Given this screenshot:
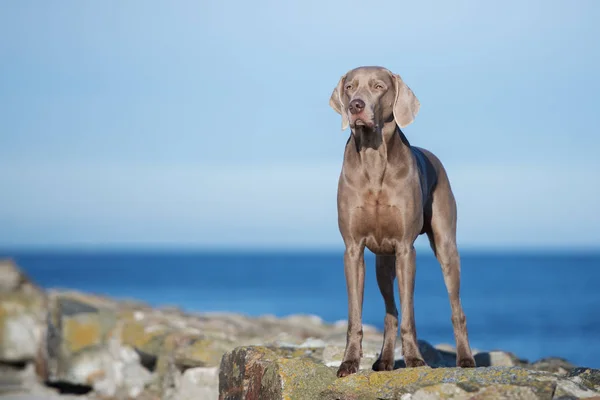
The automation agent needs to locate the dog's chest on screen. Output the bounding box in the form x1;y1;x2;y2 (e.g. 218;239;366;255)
349;189;412;253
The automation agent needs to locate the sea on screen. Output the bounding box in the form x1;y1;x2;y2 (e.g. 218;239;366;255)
3;250;600;368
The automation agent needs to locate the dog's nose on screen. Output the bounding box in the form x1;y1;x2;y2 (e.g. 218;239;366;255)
348;99;365;115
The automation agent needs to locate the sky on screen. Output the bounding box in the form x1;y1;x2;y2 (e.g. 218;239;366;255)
0;0;599;250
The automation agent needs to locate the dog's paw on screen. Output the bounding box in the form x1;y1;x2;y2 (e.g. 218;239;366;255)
457;356;476;368
337;360;360;378
372;358;394;372
405;357;427;368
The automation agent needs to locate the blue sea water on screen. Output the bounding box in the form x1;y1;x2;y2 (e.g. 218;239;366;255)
3;250;600;368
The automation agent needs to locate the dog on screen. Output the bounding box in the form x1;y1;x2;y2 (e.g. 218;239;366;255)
329;66;476;378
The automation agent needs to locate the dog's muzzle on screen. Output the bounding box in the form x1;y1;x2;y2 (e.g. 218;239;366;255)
348;98;376;129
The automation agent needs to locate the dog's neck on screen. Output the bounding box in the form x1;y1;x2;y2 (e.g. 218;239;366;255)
345;121;412;184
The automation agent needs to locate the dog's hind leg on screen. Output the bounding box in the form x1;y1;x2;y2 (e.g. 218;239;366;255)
427;176;476;368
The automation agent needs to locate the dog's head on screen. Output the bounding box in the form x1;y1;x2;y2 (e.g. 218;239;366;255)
329;66;420;133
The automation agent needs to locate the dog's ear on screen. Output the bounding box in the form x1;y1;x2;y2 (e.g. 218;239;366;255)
392;73;420;128
329;75;349;131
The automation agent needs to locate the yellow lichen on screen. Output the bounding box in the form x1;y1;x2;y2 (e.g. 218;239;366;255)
175;337;234;367
326;366;557;399
120;318;171;355
63;317;102;353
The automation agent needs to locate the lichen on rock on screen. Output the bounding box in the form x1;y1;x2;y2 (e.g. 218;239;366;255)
1;260;600;400
0;259;47;366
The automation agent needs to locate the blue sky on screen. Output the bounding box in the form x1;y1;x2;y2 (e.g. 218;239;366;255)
1;1;599;250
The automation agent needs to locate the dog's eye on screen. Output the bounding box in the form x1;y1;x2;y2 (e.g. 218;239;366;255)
344;84;353;91
374;83;385;90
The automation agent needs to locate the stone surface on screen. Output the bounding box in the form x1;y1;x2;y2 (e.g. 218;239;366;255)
0;260;28;292
1;260;600;400
0;362;42;394
0;260;47;366
322;366;557;400
473;350;523;367
568;368;600;390
407;383;545;400
219;345;336;400
218;345;600;400
531;357;577;375
409;383;470;400
167;367;219;400
46;292;118;388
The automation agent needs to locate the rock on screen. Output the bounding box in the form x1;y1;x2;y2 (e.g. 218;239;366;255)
434;343;456;353
282;313;324;327
94;344;152;399
529;357;576;375
0;396;88;400
474;350;523;367
121;346;154;398
218;346;336;400
45;292;118;388
219;345;600;400
0;259;29;292
323;366;557;400
464;384;540;400
3;260;600;400
0;363;81;400
0;362;42;394
167;367;219;400
219;346;275;399
173;336;236;369
321;345;346;367
0;259;47;381
320;339;452;370
321;342;381;370
409;383;470;400
408;383;542;400
43;291;153;398
119;311;173;358
416;340;452;367
553;375;600;399
118;313;235;398
297;337;327;348
260;356;336;400
568;368;600;391
120;310;233;370
0;292;47;363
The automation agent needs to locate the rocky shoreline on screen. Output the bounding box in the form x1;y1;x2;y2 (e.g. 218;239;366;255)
1;258;599;399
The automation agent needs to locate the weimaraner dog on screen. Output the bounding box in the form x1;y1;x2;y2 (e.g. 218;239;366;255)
329;66;476;378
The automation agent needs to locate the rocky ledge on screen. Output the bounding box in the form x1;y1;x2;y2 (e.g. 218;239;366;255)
1;259;599;400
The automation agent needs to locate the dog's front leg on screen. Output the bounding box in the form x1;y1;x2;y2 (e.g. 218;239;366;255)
337;243;366;378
